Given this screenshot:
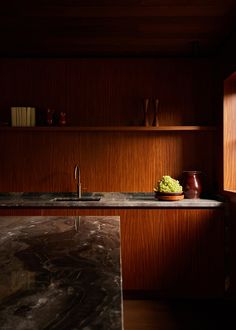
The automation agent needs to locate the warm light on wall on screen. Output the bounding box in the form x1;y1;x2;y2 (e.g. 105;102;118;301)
223;73;236;191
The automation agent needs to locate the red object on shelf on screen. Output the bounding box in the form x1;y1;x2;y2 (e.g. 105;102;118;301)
46;108;54;126
182;170;202;199
59;112;67;126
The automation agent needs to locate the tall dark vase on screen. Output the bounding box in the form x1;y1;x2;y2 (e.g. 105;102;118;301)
182;171;202;199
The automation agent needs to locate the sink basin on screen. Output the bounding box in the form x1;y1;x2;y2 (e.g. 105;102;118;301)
52;197;101;202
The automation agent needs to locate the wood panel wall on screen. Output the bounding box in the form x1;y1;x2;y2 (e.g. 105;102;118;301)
216;30;236;298
0;58;217;126
0;130;217;193
0;58;220;193
223;73;236;192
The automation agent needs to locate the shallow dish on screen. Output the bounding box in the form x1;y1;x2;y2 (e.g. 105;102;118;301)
155;192;184;201
155;192;183;196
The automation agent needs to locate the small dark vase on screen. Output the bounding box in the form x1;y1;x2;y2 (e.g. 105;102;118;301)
182;171;202;199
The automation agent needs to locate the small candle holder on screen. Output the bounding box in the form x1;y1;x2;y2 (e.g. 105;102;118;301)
143;98;159;127
143;98;150;126
152;98;159;127
59;112;67;126
46;108;54;126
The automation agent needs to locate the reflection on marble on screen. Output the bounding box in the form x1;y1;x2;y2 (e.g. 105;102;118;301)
0;216;122;330
0;192;225;209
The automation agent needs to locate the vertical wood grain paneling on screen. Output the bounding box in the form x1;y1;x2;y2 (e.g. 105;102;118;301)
0;58;219;193
0;207;224;297
224;74;236;191
0;130;217;193
120;208;224;296
0;59;67;124
0;58;216;126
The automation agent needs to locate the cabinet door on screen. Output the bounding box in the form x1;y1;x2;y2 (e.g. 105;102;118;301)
121;209;225;297
1;207;225;297
226;193;236;296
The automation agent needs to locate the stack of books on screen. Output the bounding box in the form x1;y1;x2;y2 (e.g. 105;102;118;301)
11;107;36;127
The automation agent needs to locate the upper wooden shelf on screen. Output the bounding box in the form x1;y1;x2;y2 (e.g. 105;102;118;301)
0;126;217;132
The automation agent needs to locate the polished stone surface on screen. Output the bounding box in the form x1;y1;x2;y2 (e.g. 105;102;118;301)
0;216;122;330
0;192;225;208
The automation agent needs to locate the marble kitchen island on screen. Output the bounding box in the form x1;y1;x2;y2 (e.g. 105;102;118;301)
0;216;123;330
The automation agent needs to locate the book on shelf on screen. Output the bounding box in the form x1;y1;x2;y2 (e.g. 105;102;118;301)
30;107;36;126
21;107;27;126
11;106;36;127
11;107;17;126
26;107;31;126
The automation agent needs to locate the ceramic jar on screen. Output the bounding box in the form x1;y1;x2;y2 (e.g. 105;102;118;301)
182;171;202;199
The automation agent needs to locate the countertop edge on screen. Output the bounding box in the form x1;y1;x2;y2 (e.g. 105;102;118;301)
0;192;226;209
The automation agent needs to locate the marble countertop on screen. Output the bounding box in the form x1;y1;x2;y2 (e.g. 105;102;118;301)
0;192;225;209
0;215;123;330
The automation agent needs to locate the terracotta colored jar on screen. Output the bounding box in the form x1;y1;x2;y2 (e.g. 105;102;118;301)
182;171;202;199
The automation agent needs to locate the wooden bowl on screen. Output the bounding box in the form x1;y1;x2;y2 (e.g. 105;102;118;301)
155;192;184;201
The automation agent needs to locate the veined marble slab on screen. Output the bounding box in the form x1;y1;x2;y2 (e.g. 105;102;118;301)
0;216;123;330
0;192;225;208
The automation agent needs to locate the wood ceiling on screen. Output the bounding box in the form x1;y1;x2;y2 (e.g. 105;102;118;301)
0;0;236;57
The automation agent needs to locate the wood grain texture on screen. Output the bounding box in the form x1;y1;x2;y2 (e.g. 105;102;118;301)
224;74;236;191
0;130;217;193
0;58;217;126
0;58;219;194
215;29;236;195
120;208;225;297
0;207;225;297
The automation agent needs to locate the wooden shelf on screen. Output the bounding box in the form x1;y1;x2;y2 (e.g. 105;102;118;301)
0;126;217;132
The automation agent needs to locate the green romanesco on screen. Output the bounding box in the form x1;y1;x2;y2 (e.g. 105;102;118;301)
154;175;183;193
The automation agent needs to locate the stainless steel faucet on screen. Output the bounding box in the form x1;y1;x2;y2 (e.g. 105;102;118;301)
74;164;81;198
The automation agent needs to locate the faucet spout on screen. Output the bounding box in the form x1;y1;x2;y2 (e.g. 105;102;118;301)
74;164;81;198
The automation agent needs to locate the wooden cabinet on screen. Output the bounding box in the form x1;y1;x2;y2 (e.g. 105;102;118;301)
2;207;225;298
120;208;225;298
